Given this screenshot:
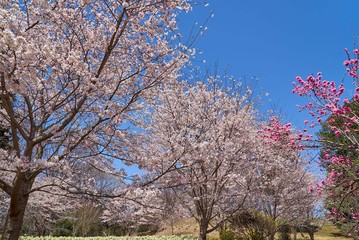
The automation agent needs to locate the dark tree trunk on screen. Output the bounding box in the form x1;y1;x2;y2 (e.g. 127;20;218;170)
308;231;315;240
293;228;297;240
1;175;32;240
199;220;209;240
268;231;276;240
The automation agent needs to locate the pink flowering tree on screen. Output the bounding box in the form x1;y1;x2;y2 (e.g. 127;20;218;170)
132;80;263;240
293;48;359;235
0;1;192;239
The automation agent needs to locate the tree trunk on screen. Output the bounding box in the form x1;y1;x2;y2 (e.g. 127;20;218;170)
293;227;297;240
170;221;174;235
268;231;276;240
1;176;32;240
308;231;315;240
199;220;209;240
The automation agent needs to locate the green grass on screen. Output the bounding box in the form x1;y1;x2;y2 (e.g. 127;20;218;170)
294;222;351;240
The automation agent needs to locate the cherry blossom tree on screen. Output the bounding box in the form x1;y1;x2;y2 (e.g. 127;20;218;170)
132;80;263;240
255;118;318;240
100;187;170;236
156;188;185;235
0;1;192;239
0;186;78;236
24;190;80;236
292;48;359;236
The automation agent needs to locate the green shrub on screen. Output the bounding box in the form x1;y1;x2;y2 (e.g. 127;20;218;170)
279;224;291;240
228;211;272;240
52;219;73;237
220;230;238;240
136;224;159;236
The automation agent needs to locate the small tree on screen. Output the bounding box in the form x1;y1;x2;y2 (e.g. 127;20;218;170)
157;188;184;235
72;203;103;237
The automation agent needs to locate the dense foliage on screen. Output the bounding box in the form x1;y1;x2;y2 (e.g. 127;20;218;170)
318;101;359;237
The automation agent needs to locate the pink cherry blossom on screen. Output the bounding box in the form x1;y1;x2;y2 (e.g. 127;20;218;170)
0;1;192;239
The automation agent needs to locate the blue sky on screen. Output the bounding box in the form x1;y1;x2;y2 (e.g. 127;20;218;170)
178;0;359;126
125;1;359;176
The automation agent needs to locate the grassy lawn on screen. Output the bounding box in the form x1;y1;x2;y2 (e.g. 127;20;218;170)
157;219;353;240
285;222;351;240
156;219;218;239
12;219;351;240
312;223;351;240
20;237;198;240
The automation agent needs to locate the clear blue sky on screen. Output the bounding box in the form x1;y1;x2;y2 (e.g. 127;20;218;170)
178;0;359;126
125;1;359;176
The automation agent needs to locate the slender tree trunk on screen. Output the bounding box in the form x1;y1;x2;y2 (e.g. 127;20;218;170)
1;176;32;240
170;220;174;235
